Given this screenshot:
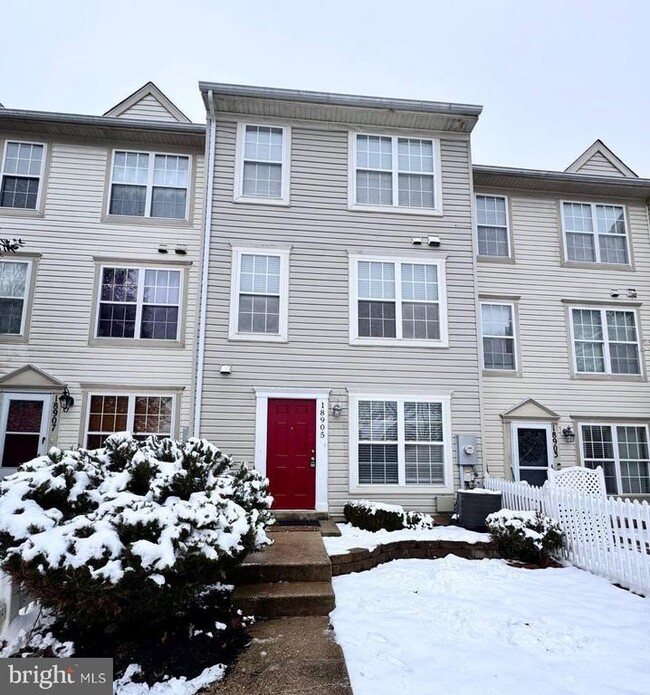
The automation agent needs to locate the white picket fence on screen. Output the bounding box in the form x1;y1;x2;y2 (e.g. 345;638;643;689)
484;475;650;596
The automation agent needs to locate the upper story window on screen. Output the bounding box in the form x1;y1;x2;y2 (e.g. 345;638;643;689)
476;195;510;257
85;393;174;448
0;259;32;336
229;247;290;341
562;202;629;265
480;302;517;371
96;266;182;341
571;307;641;376
350;134;441;214
0;141;46;210
234;124;290;205
108;151;190;219
581;424;649;494
349;256;448;347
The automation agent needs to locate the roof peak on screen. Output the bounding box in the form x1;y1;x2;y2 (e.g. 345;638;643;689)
104;81;191;123
565;139;637;178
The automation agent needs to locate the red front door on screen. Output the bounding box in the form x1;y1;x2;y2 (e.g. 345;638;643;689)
267;398;316;510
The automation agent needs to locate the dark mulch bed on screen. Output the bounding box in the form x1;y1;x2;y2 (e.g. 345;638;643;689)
507;557;563;570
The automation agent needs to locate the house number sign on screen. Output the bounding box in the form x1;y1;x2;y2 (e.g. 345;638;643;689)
319;402;327;439
552;425;559;459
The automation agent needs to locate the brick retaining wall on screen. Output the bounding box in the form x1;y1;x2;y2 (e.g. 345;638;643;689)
330;540;499;576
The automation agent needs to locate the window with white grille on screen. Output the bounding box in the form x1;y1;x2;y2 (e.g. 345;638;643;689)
351;134;441;212
353;395;450;487
0;260;31;336
235;124;290;204
562;202;629;265
481;303;516;370
476;195;510;257
570;307;641;375
0;141;46;209
581;424;649;494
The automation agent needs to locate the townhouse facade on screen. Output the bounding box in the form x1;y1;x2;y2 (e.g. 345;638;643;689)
0;83;205;478
0;80;648;515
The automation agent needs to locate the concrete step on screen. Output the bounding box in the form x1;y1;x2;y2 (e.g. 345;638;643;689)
273;510;329;521
319;519;341;537
232;530;332;584
233;581;335;618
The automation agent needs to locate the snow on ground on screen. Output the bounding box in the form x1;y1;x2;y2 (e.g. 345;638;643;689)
113;663;225;695
330;556;650;695
322;523;490;556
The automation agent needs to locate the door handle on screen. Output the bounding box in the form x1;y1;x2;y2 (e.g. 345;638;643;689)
310;450;316;468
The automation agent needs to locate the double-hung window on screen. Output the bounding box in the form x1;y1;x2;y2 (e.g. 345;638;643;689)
96;266;182;341
109;151;190;219
476;195;510;257
571;307;641;376
0;260;32;336
351;134;441;213
229;248;289;341
562;202;629;264
235;124;290;204
1;141;46;210
85;394;174;448
352;395;451;488
351;256;447;346
581;424;650;494
480;303;516;370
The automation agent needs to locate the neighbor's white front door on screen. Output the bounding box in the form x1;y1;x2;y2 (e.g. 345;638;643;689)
0;392;52;468
511;422;553;486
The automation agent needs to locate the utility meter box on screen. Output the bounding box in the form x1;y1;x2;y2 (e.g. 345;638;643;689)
455;434;478;467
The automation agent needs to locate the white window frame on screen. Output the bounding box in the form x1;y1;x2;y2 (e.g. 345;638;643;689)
0;258;33;337
560;200;631;265
234;122;291;206
348;131;443;215
348;391;453;493
94;264;184;341
0;140;47;211
228;246;290;342
569;305;642;376
107;150;192;220
578;422;650;495
480;301;517;371
476;194;511;258
84;392;177;447
349;254;448;347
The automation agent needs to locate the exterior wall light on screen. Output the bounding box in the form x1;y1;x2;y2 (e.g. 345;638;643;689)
331;402;343;418
59;387;75;413
561;426;576;443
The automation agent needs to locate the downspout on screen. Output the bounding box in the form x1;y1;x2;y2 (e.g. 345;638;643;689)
193;90;216;438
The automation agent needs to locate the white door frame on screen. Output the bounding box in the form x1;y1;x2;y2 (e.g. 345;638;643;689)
0;391;53;469
254;388;330;512
510;421;553;482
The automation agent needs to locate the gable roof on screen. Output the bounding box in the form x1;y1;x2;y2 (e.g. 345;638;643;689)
500;398;559;421
565;139;637;178
104;82;191;123
0;364;65;390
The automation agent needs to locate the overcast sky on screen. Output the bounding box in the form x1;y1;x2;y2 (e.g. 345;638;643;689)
2;0;648;173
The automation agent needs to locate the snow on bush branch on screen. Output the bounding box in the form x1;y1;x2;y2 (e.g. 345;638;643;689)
0;433;273;630
344;499;436;532
486;509;564;564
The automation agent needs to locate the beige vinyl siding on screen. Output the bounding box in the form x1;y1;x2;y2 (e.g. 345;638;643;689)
477;190;650;485
0;137;204;451
201;119;482;514
116;95;179;122
574;152;627;177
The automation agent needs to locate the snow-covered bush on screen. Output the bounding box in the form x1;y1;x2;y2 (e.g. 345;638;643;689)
486;509;564;564
344;500;435;532
0;433;273;634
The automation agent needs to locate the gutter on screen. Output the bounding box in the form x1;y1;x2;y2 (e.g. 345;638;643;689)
193;90;216;438
473;164;650;189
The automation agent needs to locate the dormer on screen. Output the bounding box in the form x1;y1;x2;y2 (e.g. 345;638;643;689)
104;82;191;123
565;139;637;178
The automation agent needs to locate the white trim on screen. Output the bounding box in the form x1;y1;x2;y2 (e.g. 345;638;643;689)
348;392;454;494
107;149;192;221
348;253;448;347
228;246;290;342
95;263;184;341
0;140;47;210
510;421;553;482
348;131;443;216
560;200;631;266
234;122;291;206
479;301;517;371
0;391;52;469
0;258;33;337
476;194;511;259
577;421;650;495
568;305;643;376
84;391;177;446
254;389;329;511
